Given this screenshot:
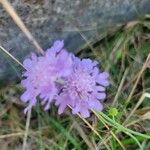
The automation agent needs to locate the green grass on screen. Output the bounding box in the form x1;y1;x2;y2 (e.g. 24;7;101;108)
0;17;150;150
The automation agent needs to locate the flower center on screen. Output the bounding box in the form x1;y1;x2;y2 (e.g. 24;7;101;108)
65;69;95;100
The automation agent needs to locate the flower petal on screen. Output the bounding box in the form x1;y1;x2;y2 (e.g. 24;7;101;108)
95;93;106;100
88;100;103;111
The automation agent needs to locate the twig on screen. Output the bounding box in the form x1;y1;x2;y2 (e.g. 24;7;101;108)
22;109;32;150
0;132;24;139
112;68;129;106
123;92;150;125
0;126;50;139
73;121;95;150
0;46;24;68
125;54;150;105
106;35;125;71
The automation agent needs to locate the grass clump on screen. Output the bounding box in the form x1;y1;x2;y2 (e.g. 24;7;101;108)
0;15;150;150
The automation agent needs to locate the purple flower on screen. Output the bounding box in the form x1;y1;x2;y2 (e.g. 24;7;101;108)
56;56;109;118
21;40;109;118
21;40;72;113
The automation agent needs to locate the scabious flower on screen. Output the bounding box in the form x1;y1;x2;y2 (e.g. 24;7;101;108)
55;56;109;118
21;40;109;118
21;40;72;113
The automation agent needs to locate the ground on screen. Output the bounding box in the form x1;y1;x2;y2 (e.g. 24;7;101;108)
0;1;150;150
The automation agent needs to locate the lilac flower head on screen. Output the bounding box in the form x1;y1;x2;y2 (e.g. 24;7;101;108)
21;40;109;118
21;40;72;113
56;56;109;118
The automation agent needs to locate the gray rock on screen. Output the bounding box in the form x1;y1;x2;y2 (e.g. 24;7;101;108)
0;0;150;86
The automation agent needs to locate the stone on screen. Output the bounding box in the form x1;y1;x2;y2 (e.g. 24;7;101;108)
0;0;150;86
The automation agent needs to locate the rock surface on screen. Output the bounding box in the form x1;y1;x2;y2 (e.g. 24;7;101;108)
0;0;150;86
